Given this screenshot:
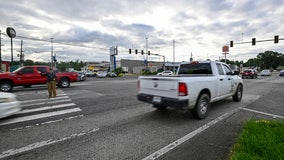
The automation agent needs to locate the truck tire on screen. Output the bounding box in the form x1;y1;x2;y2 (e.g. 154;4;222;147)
153;104;167;110
233;84;243;102
0;81;13;92
58;78;70;88
191;94;210;119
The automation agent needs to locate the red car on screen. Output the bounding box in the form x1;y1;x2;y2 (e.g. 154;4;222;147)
240;69;258;79
0;66;78;92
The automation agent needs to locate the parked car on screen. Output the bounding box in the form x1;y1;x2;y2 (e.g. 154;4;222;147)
85;71;95;77
96;71;108;78
0;92;22;119
260;70;271;76
77;71;86;81
107;72;117;77
279;70;284;76
240;69;258;79
157;70;174;76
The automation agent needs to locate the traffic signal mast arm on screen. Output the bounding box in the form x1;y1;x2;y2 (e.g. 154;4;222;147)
230;35;282;47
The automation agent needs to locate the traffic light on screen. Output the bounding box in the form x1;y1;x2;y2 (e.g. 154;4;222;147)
53;56;57;62
141;50;144;55
252;38;256;45
274;35;279;43
135;49;138;54
129;49;131;54
148;51;150;55
230;41;233;47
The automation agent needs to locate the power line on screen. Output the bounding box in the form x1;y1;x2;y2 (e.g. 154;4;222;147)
1;33;108;51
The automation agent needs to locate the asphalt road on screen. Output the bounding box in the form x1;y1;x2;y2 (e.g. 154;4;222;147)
0;74;283;160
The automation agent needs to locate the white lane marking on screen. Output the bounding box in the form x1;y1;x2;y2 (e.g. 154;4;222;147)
21;99;72;107
240;107;284;119
17;103;76;114
142;109;239;160
9;115;84;132
20;96;69;104
0;127;99;159
0;108;82;126
15;90;65;96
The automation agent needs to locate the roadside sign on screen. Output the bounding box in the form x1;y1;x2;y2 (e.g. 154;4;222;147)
222;45;229;53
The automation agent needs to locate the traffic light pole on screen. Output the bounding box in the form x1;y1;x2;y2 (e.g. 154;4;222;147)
151;53;165;71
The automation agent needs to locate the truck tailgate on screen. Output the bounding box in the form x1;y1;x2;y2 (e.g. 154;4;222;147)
139;76;179;98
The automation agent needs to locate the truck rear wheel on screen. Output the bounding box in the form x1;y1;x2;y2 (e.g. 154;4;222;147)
58;78;70;88
0;81;13;92
191;94;210;119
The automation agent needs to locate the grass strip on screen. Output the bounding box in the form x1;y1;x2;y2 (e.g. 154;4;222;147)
230;119;284;160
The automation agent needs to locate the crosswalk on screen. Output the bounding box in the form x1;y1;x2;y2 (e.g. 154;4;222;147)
0;89;83;130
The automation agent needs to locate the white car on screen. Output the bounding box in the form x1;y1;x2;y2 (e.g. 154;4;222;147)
96;71;108;78
260;70;271;76
0;92;22;119
157;70;174;76
85;71;95;77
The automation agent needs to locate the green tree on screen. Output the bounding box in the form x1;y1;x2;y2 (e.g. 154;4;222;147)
23;59;35;66
257;51;283;70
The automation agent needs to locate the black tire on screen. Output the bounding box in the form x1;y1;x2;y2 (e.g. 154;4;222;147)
153;104;167;110
58;78;70;88
0;81;13;92
191;94;210;119
233;84;243;102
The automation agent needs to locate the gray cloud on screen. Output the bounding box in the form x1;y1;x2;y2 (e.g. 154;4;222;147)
0;0;283;63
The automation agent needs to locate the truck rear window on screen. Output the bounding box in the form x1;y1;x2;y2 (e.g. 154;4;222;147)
178;63;212;74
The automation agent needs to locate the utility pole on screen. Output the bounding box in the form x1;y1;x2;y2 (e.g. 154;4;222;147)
173;40;175;73
50;38;54;69
20;40;24;66
145;36;148;71
0;30;2;71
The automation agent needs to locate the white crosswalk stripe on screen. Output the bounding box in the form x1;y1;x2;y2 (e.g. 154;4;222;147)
0;89;82;128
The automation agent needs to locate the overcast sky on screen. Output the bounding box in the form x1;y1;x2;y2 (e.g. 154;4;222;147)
0;0;283;63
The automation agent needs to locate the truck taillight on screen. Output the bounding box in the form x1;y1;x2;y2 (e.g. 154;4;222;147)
178;82;188;96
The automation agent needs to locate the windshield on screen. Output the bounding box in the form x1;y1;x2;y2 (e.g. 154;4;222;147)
12;67;25;73
178;63;212;74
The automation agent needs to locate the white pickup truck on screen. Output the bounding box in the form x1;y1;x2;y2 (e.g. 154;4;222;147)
137;61;243;119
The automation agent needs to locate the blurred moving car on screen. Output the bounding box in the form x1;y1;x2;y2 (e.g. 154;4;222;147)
279;70;284;76
107;72;117;77
260;70;271;76
96;71;108;78
0;92;22;119
157;70;174;76
240;69;258;79
77;71;86;81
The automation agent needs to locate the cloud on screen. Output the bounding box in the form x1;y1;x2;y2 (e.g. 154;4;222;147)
0;0;283;63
